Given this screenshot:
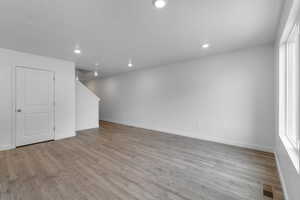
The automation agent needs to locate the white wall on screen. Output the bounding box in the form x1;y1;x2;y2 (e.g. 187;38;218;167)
86;44;275;152
274;0;300;200
0;48;76;150
76;80;100;131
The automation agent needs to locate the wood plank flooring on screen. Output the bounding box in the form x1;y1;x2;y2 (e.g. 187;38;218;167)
0;121;283;200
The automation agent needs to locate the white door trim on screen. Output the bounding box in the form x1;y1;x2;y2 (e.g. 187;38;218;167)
11;66;56;148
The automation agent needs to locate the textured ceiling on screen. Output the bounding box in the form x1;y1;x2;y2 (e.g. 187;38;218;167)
0;0;283;77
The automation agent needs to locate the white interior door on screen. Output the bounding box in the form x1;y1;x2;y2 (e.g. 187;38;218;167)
16;67;54;146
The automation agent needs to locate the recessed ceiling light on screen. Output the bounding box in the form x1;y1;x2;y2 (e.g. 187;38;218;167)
202;43;210;49
153;0;168;9
128;59;133;68
73;48;81;54
94;71;98;77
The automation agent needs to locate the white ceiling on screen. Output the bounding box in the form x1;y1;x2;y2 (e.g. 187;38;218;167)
0;0;283;77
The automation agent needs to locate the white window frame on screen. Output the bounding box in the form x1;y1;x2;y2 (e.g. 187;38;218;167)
279;23;300;173
286;24;299;148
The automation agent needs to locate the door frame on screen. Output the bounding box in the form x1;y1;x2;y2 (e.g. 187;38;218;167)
11;66;56;148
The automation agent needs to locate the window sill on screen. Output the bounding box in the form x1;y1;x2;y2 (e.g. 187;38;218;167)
280;133;300;173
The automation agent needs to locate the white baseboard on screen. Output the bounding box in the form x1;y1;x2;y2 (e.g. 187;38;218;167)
275;152;290;200
76;125;99;132
0;144;13;151
102;119;274;153
55;132;76;140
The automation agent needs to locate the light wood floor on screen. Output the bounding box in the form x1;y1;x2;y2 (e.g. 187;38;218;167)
0;121;283;200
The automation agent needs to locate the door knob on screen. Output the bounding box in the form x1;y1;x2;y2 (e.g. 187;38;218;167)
16;109;22;112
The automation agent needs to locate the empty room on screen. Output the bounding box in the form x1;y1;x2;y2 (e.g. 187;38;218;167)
0;0;299;199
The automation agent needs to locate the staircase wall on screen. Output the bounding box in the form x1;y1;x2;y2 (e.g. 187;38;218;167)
76;80;100;131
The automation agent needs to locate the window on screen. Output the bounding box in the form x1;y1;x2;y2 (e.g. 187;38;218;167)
286;25;299;148
279;24;300;173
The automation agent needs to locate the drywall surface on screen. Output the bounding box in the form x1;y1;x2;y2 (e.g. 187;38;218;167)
76;80;100;131
274;0;300;199
276;140;300;200
0;48;75;150
86;44;275;152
